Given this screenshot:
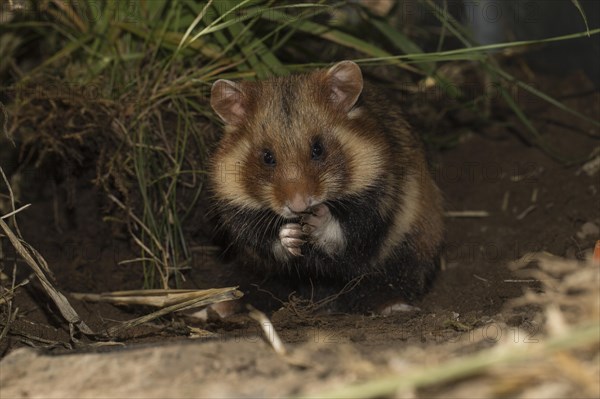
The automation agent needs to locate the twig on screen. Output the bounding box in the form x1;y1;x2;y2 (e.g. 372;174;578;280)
510;167;544;182
516;205;537;220
530;187;538;203
501;191;510;212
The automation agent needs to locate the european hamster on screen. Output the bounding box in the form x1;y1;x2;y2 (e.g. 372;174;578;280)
209;61;443;313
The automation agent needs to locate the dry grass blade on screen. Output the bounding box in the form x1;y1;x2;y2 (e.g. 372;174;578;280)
0;275;29;306
0;167;94;337
0;101;10;144
0;304;18;343
6;327;73;350
301;252;599;398
0;167;22;237
299;322;598;399
107;194;166;260
248;305;287;356
0;263;20;345
105;287;242;337
507;251;599;319
71;288;240;308
0;204;32;221
0;214;94;336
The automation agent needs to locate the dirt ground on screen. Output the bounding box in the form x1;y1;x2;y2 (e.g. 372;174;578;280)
0;67;598;397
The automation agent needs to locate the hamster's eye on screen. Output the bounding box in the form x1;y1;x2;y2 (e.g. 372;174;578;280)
311;140;324;161
262;149;276;166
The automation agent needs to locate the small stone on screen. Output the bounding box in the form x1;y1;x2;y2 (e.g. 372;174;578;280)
577;222;599;240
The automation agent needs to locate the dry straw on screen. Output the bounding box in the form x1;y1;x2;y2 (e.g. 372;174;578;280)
301;251;599;398
1;167;242;343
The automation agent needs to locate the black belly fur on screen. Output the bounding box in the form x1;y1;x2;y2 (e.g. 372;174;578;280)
213;187;438;311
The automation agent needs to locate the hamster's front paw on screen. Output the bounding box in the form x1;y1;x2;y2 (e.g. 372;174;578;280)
301;203;332;233
302;204;346;256
279;223;305;257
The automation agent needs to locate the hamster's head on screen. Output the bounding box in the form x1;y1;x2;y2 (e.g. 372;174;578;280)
209;60;387;218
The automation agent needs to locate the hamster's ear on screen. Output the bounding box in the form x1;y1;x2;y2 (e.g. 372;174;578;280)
325;60;363;112
210;79;246;125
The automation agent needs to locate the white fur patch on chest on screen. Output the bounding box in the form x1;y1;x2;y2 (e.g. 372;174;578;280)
312;217;346;257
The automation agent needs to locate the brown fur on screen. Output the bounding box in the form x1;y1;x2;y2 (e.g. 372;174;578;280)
210;69;392;213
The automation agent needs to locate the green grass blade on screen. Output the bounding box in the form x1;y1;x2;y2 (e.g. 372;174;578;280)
492;66;600;129
18;35;91;82
258;8;420;73
498;85;568;164
210;1;287;78
115;22;224;59
178;0;214;51
188;0;254;43
355;28;600;64
369;18;436;74
571;0;591;36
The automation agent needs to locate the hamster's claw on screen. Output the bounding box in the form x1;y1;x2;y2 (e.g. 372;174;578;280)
279;223;305;257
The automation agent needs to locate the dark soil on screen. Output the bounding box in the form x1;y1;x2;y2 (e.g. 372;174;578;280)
1;67;598;387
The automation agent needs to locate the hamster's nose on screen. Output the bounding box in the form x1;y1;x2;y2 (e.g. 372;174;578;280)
286;194;311;213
